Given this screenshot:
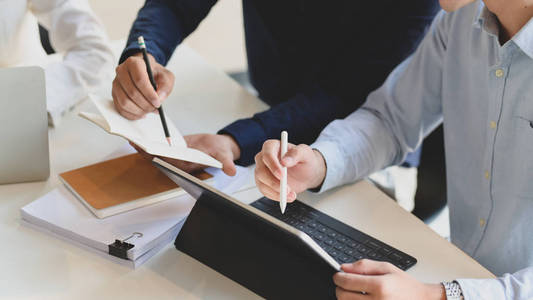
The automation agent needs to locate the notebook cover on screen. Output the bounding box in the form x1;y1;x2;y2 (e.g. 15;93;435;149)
59;153;211;210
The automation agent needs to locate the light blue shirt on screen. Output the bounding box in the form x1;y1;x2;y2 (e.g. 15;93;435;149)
311;2;533;299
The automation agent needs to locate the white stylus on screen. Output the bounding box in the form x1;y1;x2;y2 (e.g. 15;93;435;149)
280;131;288;214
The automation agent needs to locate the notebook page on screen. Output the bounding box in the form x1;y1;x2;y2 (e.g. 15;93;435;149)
92;97;187;147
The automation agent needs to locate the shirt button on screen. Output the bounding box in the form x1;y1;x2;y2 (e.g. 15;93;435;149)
479;218;486;227
490;121;497;129
484;171;490;179
495;69;504;78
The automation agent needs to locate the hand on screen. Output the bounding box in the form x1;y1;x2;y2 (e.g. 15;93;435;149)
333;259;446;300
130;134;240;176
254;140;326;202
112;52;175;120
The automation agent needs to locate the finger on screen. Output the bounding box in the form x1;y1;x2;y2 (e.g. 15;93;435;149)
214;151;237;176
113;81;143;120
255;161;281;191
154;68;174;103
256;180;282;201
281;144;310;168
114;75;146;118
261;140;283;180
342;259;397;275
335;287;367;300
333;272;381;294
127;62;159;111
117;64;155;114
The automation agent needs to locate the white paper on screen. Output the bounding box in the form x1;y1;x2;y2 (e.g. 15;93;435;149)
80;96;222;169
21;185;194;261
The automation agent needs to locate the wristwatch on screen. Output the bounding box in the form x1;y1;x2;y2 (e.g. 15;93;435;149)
442;281;464;300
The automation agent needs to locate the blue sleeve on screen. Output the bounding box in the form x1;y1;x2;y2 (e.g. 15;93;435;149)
119;0;218;65
220;87;353;166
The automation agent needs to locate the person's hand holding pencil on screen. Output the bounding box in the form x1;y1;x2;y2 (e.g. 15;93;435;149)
112;43;174;120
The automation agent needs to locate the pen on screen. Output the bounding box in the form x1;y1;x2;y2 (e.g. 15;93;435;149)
280;131;288;214
138;36;172;146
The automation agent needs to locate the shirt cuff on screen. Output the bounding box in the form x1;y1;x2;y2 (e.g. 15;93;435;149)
218;118;268;166
119;39;167;65
455;278;506;300
309;139;345;193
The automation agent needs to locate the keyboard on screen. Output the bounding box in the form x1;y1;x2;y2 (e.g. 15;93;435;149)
251;197;417;271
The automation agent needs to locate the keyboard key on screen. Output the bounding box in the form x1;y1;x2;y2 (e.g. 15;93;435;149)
402;258;414;266
325;239;334;246
346;239;358;248
317;225;327;233
379;247;392;256
367;251;377;259
356;245;369;254
336;235;348;243
313;233;325;241
333;242;346;251
366;241;381;249
343;249;356;256
339;255;352;263
329;250;340;258
308;222;318;228
327;230;338;238
389;253;403;262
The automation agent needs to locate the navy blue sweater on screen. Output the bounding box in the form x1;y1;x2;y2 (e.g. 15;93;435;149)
120;0;439;166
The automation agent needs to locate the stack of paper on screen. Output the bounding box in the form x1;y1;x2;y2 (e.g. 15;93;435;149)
20;165;254;268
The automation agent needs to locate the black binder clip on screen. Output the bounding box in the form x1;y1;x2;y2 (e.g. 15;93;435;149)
108;232;143;260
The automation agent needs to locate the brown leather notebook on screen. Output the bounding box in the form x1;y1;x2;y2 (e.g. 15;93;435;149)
59;153;212;218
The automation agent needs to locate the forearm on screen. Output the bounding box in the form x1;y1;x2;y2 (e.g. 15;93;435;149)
30;0;114;124
220;87;359;166
310;108;402;192
120;0;217;65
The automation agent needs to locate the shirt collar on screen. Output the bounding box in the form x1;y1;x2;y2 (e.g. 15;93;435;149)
512;16;533;60
472;2;499;36
473;1;533;59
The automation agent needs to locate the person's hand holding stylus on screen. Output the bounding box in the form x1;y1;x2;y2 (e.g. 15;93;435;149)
254;135;327;203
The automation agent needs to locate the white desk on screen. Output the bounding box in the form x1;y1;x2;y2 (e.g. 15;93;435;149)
0;45;493;300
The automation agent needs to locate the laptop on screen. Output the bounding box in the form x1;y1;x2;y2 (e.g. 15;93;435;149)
0;67;49;184
153;158;417;299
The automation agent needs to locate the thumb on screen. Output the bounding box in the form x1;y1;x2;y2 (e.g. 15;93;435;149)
155;69;174;104
341;259;395;275
281;145;309;168
217;152;237;176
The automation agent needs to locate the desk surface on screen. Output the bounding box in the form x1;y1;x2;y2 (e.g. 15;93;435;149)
0;45;493;300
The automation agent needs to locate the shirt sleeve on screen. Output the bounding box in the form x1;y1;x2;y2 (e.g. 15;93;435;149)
456;267;533;299
119;0;218;65
29;0;114;125
310;10;450;192
219;87;354;166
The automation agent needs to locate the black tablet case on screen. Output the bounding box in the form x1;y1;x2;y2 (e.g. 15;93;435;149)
174;191;338;299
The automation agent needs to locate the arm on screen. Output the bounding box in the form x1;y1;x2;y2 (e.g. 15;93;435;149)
30;0;114;125
311;10;449;192
119;0;218;65
112;0;217;121
220;9;438;166
457;267;533;299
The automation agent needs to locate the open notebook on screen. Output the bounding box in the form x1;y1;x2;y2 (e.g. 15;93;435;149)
80;96;222;169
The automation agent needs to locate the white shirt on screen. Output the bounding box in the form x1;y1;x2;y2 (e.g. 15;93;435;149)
0;0;114;125
311;2;533;299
